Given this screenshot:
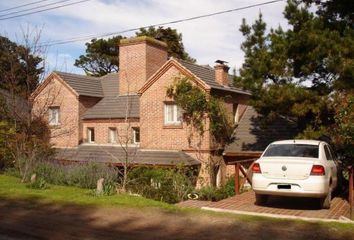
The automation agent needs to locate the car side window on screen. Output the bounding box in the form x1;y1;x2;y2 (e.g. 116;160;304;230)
324;145;333;161
328;145;337;160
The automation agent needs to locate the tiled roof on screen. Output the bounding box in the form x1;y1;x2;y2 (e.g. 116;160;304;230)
55;145;200;166
176;59;251;95
224;107;299;153
83;95;139;119
54;71;104;98
100;73;119;96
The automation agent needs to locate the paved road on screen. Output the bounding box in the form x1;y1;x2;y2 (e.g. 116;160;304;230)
0;199;353;240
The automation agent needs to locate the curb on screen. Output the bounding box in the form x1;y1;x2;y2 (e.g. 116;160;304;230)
201;207;354;224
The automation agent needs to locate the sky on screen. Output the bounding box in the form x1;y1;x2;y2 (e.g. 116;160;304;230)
0;0;289;76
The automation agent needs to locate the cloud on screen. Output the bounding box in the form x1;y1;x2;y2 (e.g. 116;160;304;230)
0;0;288;74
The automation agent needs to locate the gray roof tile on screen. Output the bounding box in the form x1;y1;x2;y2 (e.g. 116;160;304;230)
55;71;104;97
224;107;299;153
55;145;200;166
176;59;251;95
100;73;119;96
83;95;140;119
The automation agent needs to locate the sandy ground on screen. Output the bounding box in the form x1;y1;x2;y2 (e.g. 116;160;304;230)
0;199;353;240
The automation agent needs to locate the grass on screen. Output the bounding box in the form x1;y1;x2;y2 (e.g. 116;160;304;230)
0;174;174;210
0;174;353;231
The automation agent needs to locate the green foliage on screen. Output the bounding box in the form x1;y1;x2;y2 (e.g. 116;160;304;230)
136;26;195;63
0;120;15;169
27;177;48;190
331;92;354;167
0;174;173;209
0;36;43;98
127;167;194;204
166;77;234;145
32;161;118;190
74;36;124;77
236;0;354;167
195;177;235;201
302;0;353;31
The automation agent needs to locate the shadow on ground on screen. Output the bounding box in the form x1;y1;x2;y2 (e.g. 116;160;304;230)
0;198;352;240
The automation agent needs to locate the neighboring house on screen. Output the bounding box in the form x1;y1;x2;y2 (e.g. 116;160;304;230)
31;36;252;185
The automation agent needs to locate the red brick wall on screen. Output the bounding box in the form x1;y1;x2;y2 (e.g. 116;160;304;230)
82;119;140;145
78;96;101;143
32;76;79;148
119;37;168;95
140;65;211;151
214;64;230;86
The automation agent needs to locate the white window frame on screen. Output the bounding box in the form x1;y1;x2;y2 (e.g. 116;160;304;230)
48;107;60;126
87;128;95;143
108;127;117;144
164;103;182;125
233;104;240;124
132;127;140;144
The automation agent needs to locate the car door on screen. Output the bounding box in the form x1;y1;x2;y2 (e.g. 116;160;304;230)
323;144;338;188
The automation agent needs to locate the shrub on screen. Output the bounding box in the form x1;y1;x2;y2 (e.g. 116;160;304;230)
127;167;194;204
196;177;235;201
27;177;48;190
31;161;118;191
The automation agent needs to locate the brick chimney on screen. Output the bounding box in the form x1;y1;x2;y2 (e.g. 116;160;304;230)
119;36;168;95
214;60;230;86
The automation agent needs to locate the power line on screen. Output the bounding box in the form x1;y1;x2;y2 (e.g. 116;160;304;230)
0;0;92;21
0;0;72;18
0;0;50;13
40;0;284;47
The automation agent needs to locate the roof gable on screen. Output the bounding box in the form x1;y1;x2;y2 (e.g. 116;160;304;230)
31;72;79;101
138;58;211;95
138;58;250;96
177;59;251;95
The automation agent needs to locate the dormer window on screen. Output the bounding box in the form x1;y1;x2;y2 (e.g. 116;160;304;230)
48;107;60;126
164;103;182;125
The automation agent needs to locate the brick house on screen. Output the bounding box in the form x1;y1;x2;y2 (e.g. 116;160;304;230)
32;36;252;185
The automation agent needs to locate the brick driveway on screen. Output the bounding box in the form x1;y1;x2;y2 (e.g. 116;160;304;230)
177;191;352;220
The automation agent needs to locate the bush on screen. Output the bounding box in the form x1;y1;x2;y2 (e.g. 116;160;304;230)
27;177;48;190
196;177;235;201
31;161;118;191
127;167;194;204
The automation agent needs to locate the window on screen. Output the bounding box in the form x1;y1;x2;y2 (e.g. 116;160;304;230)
164;103;182;125
233;104;240;123
109;128;117;143
132;127;140;144
48;107;60;126
324;145;333;161
263;144;319;158
87;128;95;143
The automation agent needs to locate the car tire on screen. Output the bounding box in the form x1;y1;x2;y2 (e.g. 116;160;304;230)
320;190;331;209
255;194;268;205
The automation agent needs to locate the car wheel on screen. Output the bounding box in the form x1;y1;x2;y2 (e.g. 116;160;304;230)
255;194;268;205
320;190;331;209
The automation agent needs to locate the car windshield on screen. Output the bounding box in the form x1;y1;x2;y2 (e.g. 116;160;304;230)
263;144;319;158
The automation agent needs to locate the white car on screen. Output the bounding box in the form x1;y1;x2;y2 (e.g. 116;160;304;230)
252;140;338;209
